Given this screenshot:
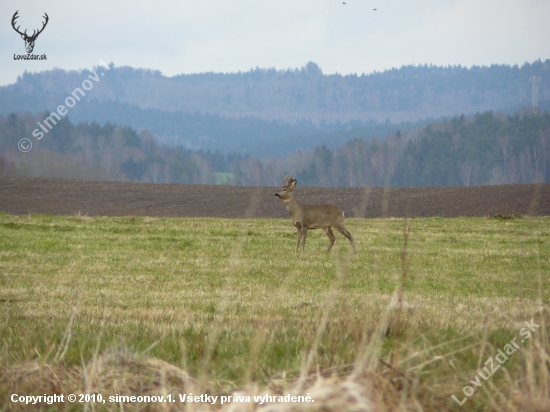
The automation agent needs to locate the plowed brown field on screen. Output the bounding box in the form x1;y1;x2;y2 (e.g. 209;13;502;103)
1;177;549;218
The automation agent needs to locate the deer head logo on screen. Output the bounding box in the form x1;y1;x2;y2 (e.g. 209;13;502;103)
11;11;49;54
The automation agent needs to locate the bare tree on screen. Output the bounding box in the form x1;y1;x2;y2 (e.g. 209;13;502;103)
497;137;510;162
497;137;512;183
488;166;506;185
519;149;533;183
504;156;519;184
459;161;475;186
372;151;385;186
537;132;549;181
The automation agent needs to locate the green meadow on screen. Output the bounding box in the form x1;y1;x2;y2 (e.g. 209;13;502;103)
0;212;548;411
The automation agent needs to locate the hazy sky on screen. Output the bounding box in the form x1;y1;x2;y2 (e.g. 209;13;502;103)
1;0;549;86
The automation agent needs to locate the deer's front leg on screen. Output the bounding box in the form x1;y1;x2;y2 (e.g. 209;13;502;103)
295;223;302;254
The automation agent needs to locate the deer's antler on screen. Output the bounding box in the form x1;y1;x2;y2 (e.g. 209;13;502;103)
11;11;26;37
28;13;49;40
11;11;49;40
283;175;293;186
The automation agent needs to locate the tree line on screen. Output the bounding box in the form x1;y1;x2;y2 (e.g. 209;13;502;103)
1;60;548;154
1;109;549;187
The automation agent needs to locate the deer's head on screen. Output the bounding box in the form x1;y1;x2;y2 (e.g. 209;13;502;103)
12;11;49;54
275;175;297;200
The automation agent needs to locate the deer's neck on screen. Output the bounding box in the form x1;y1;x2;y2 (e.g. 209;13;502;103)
283;196;303;216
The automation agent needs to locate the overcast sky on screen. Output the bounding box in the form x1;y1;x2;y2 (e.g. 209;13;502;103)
1;0;549;86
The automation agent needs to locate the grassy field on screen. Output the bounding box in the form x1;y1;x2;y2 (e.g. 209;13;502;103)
0;212;549;411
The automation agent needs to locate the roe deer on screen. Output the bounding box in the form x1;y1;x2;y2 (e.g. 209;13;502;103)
275;175;357;254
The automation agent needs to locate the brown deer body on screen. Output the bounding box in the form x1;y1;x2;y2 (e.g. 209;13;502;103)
275;175;357;254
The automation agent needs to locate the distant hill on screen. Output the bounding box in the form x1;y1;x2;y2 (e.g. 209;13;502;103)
0;60;548;154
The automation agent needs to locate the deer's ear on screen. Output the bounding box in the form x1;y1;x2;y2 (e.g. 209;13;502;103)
289;179;297;190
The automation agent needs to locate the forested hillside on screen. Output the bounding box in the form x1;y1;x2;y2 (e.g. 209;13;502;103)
0;60;548;156
0;98;424;156
1;109;549;187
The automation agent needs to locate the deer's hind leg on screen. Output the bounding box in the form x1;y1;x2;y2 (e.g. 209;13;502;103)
323;227;336;254
333;223;357;254
300;226;308;253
